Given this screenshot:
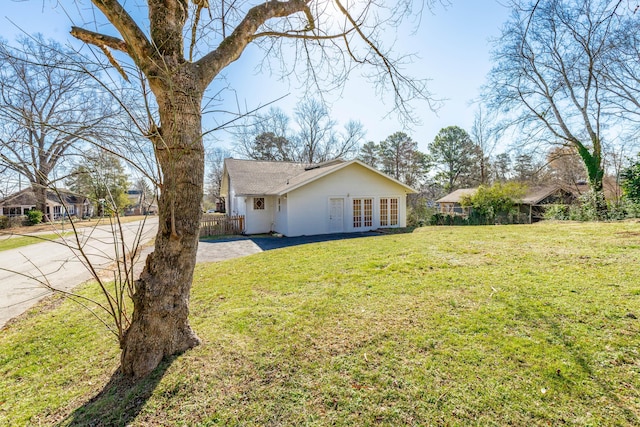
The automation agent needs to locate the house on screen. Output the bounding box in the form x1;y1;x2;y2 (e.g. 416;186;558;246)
435;185;584;223
519;185;578;221
220;158;417;236
434;188;477;217
124;189;158;216
0;188;93;220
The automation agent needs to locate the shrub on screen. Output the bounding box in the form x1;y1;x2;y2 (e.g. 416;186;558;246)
565;191;604;221
0;216;8;229
460;182;527;220
26;210;43;225
622;200;640;218
8;216;25;228
543;204;569;221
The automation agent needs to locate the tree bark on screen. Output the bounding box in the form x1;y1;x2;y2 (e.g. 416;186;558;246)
119;67;204;379
32;183;48;219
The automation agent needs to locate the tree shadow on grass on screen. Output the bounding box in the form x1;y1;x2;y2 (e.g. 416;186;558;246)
64;356;177;427
518;302;640;424
543;317;639;424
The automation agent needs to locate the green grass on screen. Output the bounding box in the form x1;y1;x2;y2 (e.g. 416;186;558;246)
0;232;71;252
1;221;639;425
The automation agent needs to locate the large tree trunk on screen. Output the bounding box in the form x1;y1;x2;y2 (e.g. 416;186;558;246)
32;183;48;220
119;71;204;379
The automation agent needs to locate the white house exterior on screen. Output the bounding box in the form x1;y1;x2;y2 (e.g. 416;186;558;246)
220;158;417;236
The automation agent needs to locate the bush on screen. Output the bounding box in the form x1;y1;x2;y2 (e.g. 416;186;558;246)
622;200;640;218
0;216;8;229
460;182;527;219
26;210;43;225
429;210;530;226
543;204;570;221
565;191;605;221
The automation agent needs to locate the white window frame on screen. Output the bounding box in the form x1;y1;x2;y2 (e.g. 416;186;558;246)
353;198;373;229
380;197;399;227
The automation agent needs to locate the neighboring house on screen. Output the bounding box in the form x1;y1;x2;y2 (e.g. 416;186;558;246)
435;185;579;223
434;189;477;217
220;158;417;236
124;189;158;216
0;188;93;220
436;180;623;223
520;185;578;221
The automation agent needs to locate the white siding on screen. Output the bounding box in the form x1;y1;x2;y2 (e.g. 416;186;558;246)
244;196;276;234
283;163;409;236
274;196;289;236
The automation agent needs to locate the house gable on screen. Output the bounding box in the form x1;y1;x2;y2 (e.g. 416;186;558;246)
285;162;415;236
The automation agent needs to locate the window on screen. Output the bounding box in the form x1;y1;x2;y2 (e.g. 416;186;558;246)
353;199;362;228
380;198;399;227
253;197;265;210
364;199;373;227
380;198;388;226
277;198;281;212
390;198;398;226
353;198;373;228
3;207;21;216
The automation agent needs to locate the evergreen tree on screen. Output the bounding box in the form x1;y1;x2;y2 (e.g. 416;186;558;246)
67;150;129;216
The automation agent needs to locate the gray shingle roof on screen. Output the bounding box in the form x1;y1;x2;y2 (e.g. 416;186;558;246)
436;185;581;205
0;188;87;206
223;158;417;196
224;159;321;195
435;188;477;203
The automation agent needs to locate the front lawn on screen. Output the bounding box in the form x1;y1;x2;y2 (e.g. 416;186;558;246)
0;232;71;252
1;221;639;425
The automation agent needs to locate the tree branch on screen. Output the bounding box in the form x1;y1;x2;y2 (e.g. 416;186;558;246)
196;0;312;88
71;0;155;71
70;27;128;52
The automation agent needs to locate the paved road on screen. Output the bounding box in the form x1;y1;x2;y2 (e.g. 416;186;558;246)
0;218;158;328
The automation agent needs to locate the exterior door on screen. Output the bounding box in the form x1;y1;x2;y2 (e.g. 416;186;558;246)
329;198;344;233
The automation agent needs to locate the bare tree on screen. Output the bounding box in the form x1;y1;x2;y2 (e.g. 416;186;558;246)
546;146;587;187
235;107;294;161
295;98;364;162
0;35;116;216
485;0;625;214
205;146;231;203
602;12;640;127
236;99;365;163
69;0;437;379
470;106;497;185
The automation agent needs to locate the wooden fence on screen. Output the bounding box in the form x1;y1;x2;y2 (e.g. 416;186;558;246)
200;215;244;237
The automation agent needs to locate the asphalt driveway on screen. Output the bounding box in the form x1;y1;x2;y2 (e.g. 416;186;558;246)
196;231;382;262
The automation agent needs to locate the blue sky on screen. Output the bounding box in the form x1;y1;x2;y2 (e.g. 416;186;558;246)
2;0;511;153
